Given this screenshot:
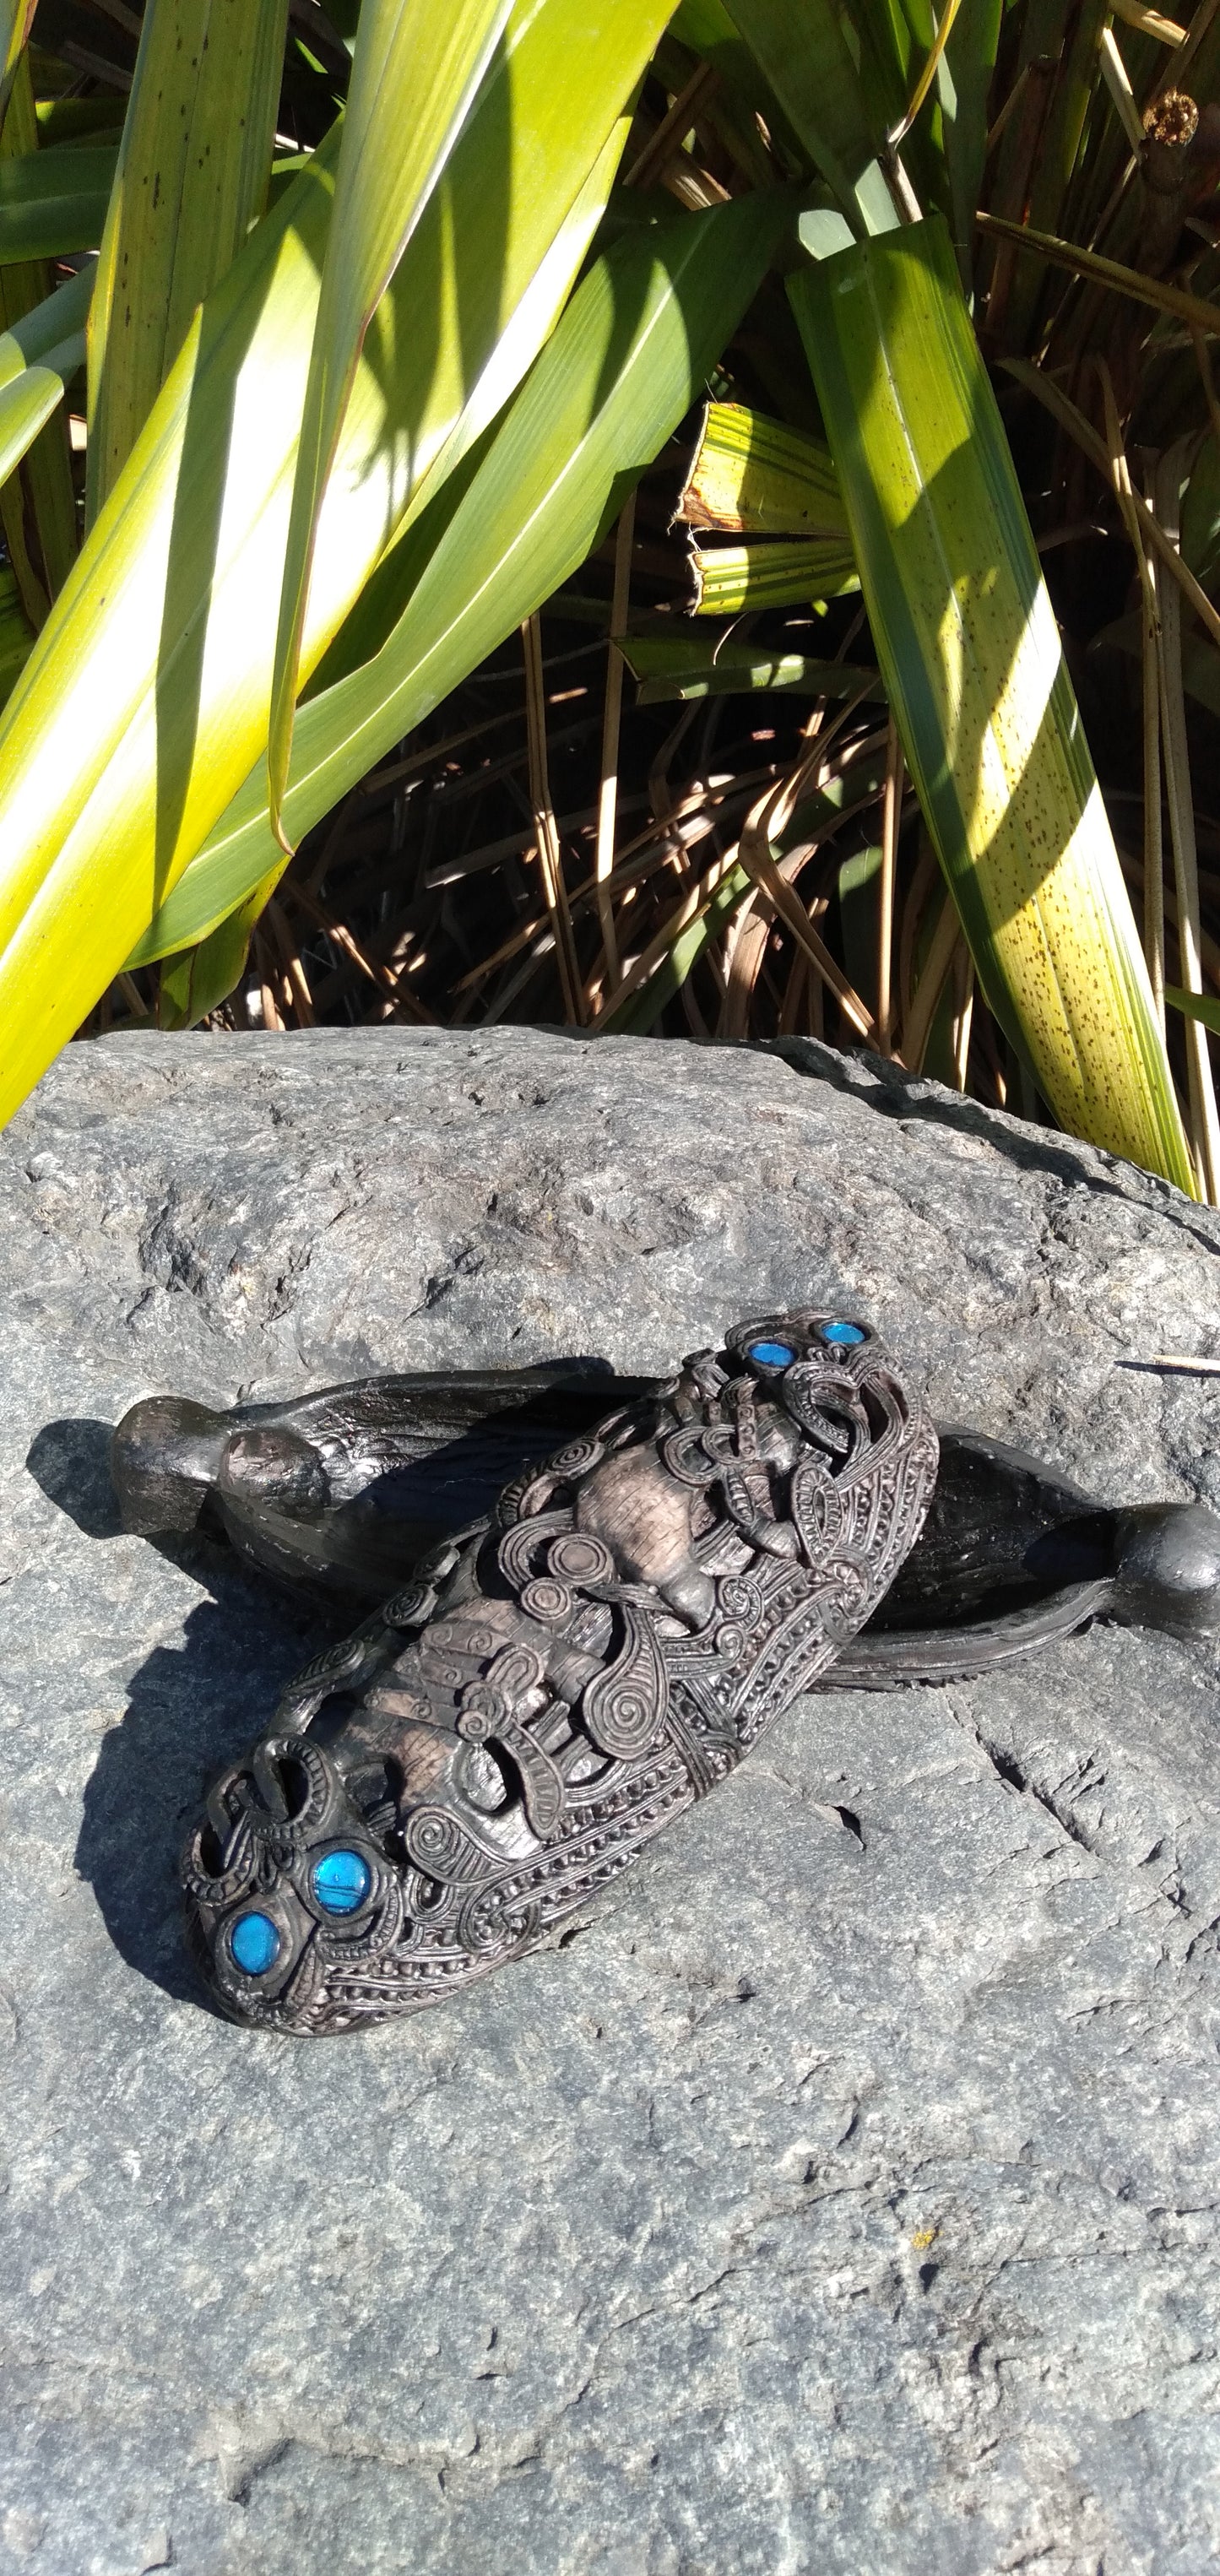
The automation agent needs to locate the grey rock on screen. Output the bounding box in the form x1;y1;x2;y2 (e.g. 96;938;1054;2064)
2;1023;1220;2576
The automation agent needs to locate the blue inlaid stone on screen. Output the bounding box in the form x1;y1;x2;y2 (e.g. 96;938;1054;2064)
822;1321;866;1347
746;1339;795;1368
230;1911;280;1977
312;1848;371;1915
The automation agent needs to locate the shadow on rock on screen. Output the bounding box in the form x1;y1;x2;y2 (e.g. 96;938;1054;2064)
26;1416;126;1539
74;1568;340;2009
28;1410;265;1605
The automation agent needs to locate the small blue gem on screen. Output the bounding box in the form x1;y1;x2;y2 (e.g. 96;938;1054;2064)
746;1339;795;1369
230;1911;280;1977
312;1848;371;1915
822;1321;866;1347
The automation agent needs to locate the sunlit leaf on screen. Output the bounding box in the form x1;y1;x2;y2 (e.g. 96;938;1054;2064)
0;0;37;122
691;534;858;612
0;0;691;1122
127;193;789;964
676;399;849;536
790;214;1196;1194
268;0;513;841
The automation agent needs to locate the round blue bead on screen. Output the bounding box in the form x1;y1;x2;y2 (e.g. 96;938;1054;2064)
230;1911;280;1977
746;1339;795;1368
312;1848;371;1915
822;1321;866;1347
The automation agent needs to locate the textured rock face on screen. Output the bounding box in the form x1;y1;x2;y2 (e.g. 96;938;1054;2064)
2;1024;1220;2576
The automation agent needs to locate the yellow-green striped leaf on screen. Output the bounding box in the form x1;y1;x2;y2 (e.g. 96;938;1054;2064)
0;357;66;479
691;534;858;612
127;194;789;965
790;214;1195;1195
0;0;680;1123
268;0;513;842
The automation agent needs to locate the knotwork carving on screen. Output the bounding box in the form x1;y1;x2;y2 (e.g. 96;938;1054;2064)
182;1310;938;2034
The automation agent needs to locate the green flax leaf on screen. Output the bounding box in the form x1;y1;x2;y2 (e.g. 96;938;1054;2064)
0;0;684;1124
128;194;789;963
790;214;1195;1194
0;1;37;121
722;0;882;220
620;632;881;702
268;0;514;843
1166;988;1220;1038
87;0;291;516
0;143;116;262
0;58;84;626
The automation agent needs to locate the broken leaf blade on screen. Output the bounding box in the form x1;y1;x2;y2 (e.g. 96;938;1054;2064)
691;533;858;613
676;399;849;536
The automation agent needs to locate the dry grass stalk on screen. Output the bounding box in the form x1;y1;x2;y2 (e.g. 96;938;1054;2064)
876;714;903;1056
1154;443;1220;1200
593;495;636;994
522;612;585;1026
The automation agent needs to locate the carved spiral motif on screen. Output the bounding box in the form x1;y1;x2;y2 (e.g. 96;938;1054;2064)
404;1805;479;1879
381;1579;436;1630
547;1531;615;1586
717;1575;763;1626
496;1510;568;1592
458;1879;540;1956
543;1432;610;1485
455;1688;501;1742
519;1576;573;1624
661;1426;721;1488
582;1607;670;1761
